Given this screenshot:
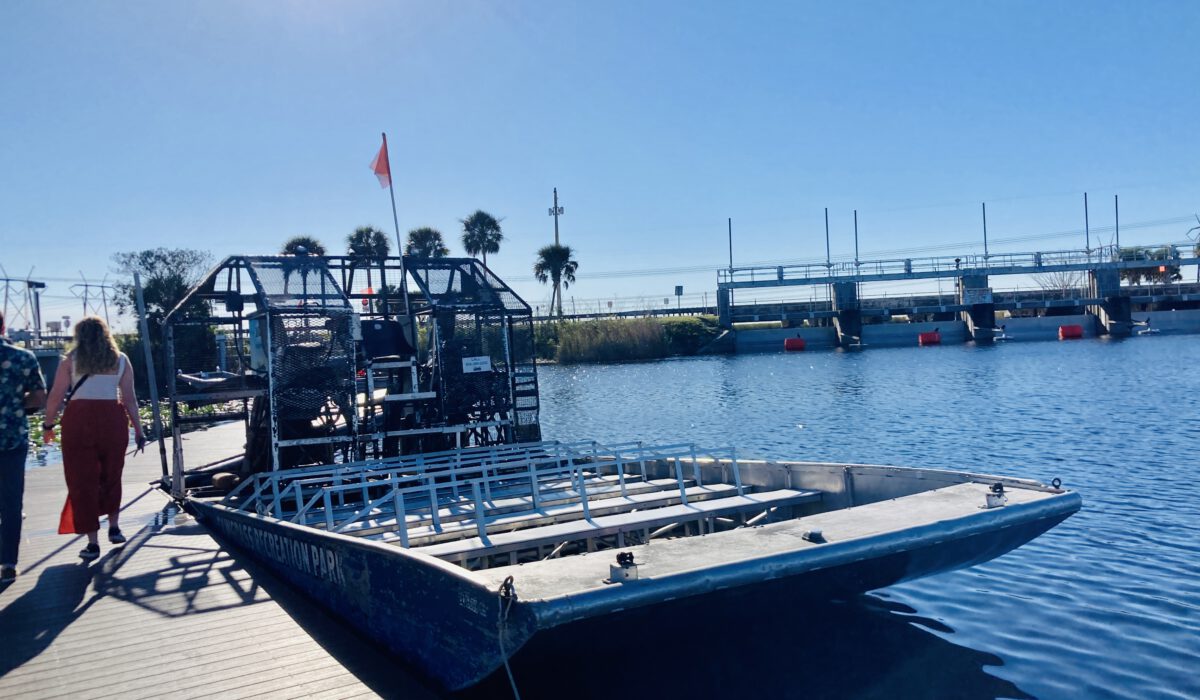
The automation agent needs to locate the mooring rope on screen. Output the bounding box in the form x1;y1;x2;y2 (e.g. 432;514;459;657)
497;575;522;700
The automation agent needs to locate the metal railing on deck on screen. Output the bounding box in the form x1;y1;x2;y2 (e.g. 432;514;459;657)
222;440;743;548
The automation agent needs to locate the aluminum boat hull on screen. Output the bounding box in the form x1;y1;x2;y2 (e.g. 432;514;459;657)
189;484;1080;691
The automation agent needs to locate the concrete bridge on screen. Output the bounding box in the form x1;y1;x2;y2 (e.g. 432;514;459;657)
717;243;1200;348
728;283;1200;323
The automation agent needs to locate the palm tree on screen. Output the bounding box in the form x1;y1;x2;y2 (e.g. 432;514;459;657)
460;210;503;267
346;226;391;295
281;235;326;256
533;244;579;317
406;227;450;258
279;236;326;295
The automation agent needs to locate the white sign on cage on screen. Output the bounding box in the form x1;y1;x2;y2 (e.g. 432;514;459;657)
462;356;492;373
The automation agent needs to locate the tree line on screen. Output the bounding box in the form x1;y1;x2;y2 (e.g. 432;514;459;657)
280;210;578;315
108;209;583;393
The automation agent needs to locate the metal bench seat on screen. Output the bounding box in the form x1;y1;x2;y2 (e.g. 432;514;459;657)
266;460;635;527
415;488;822;563
328;475;689;537
376;482;745;546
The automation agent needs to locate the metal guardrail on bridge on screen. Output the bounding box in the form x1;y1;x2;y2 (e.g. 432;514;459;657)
718;244;1200;290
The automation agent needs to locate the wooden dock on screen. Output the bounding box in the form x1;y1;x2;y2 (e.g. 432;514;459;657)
0;422;436;699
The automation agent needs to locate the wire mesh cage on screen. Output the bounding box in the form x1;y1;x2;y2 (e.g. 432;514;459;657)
162;254;541;487
268;311;357;420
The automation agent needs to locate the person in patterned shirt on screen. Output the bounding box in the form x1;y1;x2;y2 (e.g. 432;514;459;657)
0;310;47;583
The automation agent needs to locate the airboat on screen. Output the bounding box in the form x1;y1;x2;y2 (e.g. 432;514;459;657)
160;253;1082;691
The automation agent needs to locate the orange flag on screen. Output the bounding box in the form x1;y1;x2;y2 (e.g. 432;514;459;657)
370;134;391;189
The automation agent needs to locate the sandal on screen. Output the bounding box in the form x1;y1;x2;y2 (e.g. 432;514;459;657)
108;528;126;545
79;543;100;561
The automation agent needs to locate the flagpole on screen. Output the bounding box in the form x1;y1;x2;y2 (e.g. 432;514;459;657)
381;132;410;315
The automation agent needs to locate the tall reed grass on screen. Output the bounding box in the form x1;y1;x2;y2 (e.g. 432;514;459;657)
547;316;720;363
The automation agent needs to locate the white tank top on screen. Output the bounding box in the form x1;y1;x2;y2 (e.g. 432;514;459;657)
70;353;127;401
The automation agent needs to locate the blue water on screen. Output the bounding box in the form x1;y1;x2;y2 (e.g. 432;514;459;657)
523;336;1199;700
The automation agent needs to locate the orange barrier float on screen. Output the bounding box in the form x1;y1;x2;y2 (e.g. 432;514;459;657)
918;331;941;346
1058;324;1084;340
784;337;806;352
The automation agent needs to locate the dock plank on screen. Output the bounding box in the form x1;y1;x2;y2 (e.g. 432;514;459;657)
0;422;436;700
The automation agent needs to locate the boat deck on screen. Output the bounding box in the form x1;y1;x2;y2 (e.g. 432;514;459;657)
471;481;1055;601
0;423;428;700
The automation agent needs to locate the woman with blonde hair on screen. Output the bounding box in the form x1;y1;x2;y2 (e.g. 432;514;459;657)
43;316;145;560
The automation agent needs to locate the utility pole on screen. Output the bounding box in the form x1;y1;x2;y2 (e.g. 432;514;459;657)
30;281;43;342
1084;192;1091;255
824;208;831;268
727;217;734;270
727;217;735;312
71;273;115;325
981;202;989;260
0;269;46;339
853;209;861;300
134;273;165;467
548;188;565;315
853;209;860;266
549;187;563;246
1114;194;1120;252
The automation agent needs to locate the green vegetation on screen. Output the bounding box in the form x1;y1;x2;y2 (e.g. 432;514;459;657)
533;244;579;317
538;315;720;364
24;398;225;453
111;248;214;396
136;400;235;429
460;210;504;266
1119;246;1182;285
281;235;326;255
660;315;722;354
405;226;450;258
557;318;665;363
534;322;559;360
346;226;391;293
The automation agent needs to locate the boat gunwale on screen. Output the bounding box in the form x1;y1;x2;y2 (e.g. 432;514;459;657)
503;486;1083;627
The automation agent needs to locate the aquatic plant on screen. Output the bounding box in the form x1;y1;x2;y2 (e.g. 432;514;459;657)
552;315;719;363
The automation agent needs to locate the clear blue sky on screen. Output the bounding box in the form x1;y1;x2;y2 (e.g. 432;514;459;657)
2;0;1198;325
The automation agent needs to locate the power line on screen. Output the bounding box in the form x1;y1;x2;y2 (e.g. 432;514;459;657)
70;272;115;325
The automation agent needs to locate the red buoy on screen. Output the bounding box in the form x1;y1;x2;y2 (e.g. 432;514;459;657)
784;337;806;352
918;331;941;346
1058;324;1084;340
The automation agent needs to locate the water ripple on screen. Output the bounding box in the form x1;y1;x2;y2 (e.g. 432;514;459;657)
537;336;1200;699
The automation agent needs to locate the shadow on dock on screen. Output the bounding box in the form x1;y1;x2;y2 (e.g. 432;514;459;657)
1;497;436;699
202;517;440;699
0;499;256;677
0;563;96;676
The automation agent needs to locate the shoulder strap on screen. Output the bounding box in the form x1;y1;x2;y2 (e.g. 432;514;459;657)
116;354;127;382
66;374;91;402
